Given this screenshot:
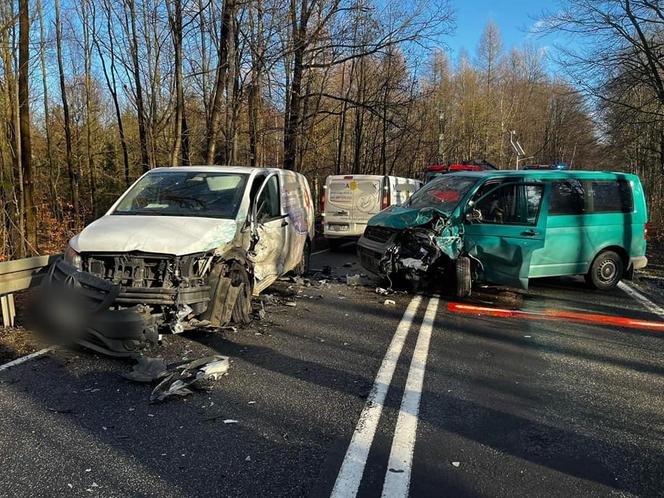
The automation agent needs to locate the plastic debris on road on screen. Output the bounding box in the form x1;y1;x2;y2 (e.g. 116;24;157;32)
384;299;396;306
123;357;167;383
148;355;230;403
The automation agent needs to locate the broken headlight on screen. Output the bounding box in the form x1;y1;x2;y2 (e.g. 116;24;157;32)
64;244;83;271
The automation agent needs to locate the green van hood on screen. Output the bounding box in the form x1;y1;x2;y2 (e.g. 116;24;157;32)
368;206;451;229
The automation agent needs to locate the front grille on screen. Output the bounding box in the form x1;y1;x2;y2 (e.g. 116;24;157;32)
364;226;397;243
83;254;171;288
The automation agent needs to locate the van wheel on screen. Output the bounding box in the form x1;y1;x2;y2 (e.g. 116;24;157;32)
585;250;623;290
455;256;472;297
231;265;253;325
294;240;311;276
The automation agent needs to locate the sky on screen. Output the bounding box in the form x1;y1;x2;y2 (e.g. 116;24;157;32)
444;0;555;61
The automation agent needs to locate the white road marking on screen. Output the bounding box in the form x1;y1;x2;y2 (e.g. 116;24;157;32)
311;249;330;256
381;297;440;498
618;281;664;318
331;295;423;498
0;347;56;373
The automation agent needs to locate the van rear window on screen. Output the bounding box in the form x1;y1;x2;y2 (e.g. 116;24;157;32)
549;179;633;215
589;180;633;213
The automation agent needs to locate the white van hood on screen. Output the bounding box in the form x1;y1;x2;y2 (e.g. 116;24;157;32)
70;215;239;256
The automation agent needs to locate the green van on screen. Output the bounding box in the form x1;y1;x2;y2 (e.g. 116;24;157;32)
357;170;648;295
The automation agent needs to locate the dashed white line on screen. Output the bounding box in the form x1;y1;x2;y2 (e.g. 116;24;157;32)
330;295;423;498
618;281;664;319
0;347;55;373
381;297;440;498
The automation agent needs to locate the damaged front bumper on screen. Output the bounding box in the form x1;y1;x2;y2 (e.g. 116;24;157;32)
358;213;464;287
38;259;162;357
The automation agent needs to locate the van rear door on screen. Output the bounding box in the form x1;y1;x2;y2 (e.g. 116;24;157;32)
326;176;383;231
463;182;549;289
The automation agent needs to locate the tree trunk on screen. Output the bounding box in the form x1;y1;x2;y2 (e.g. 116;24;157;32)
18;0;35;253
55;0;79;220
283;21;305;171
168;0;187;167
81;0;97;215
206;0;235;164
37;0;60;222
97;0;130;187
127;0;150;172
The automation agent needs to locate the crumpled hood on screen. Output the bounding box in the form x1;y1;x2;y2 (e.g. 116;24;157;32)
368;206;450;230
71;215;239;256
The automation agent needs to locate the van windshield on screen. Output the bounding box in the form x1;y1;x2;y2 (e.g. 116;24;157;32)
406;175;476;212
113;171;248;219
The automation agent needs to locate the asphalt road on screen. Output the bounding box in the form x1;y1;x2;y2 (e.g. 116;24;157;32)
0;243;663;497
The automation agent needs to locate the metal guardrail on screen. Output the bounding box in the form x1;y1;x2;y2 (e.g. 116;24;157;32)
0;255;60;327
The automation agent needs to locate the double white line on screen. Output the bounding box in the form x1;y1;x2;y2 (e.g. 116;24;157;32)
331;295;440;498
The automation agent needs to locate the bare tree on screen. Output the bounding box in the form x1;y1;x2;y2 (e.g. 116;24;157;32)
55;0;79;219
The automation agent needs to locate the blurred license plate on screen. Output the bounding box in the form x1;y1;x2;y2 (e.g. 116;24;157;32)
330;224;349;231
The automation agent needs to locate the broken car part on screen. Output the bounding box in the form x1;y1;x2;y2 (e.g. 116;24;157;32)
150;355;230;403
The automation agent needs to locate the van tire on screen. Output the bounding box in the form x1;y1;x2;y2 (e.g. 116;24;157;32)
294;240;311;276
455;256;472;297
231;265;253;325
585;250;623;290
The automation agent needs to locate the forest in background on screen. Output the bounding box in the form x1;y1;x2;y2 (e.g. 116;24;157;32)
0;0;662;259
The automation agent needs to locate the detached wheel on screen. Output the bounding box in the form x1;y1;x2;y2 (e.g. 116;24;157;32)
455;256;472;297
294;240;311;276
585;250;623;290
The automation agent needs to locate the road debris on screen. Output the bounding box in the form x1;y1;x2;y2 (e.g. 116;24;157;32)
123;357;167;383
384;299;396;306
346;274;362;286
146;355;230;403
452;461;461;468
375;287;390;295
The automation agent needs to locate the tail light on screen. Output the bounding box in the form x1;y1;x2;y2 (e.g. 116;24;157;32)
321;188;326;214
644;223;649;241
382;191;389;209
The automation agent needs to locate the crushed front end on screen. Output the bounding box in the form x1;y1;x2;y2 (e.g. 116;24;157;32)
358;208;464;290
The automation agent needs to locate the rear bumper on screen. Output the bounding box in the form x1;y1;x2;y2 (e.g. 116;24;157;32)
631;256;648;270
323;221;368;239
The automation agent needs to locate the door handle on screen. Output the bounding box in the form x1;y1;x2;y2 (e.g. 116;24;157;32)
521;229;538;236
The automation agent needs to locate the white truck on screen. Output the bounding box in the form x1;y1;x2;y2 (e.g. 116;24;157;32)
322;174;422;250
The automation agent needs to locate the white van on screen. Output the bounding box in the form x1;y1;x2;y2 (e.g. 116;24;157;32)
47;166;314;356
322;175;421;249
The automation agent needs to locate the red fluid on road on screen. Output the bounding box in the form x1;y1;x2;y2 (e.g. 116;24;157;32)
447;303;664;331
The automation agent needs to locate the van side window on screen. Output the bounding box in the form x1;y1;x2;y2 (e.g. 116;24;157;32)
475;184;543;226
588;180;633;213
256;175;281;221
550;180;584;215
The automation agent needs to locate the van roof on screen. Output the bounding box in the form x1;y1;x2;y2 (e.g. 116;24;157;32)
150;165;283;175
447;170;640;181
326;174;417;181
